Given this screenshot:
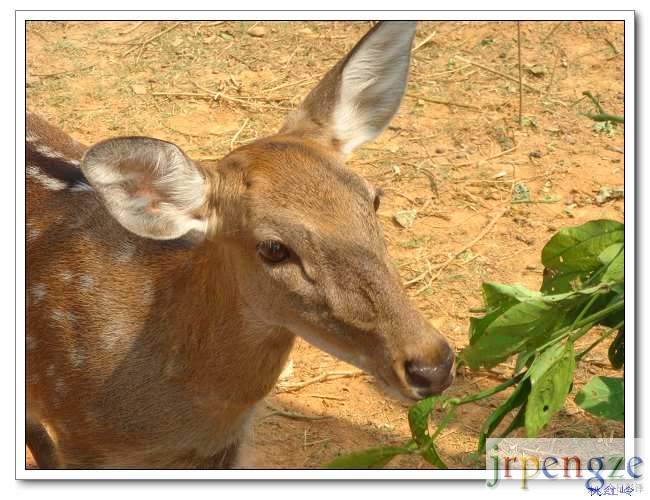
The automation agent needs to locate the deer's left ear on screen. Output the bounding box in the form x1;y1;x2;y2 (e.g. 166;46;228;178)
280;21;416;156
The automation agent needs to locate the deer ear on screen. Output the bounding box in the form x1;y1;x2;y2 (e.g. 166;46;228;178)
81;137;209;240
281;21;416;155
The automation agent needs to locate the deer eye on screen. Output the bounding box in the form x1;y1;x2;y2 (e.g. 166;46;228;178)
257;240;290;264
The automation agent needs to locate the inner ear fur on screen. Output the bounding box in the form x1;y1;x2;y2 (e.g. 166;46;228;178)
81;136;209;240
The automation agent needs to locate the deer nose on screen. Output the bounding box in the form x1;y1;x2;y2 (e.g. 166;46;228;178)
404;344;455;398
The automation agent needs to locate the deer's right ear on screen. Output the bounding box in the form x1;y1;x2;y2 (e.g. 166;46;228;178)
81;137;209;240
280;21;416;156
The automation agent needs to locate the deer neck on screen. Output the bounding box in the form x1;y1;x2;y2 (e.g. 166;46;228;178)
145;240;295;405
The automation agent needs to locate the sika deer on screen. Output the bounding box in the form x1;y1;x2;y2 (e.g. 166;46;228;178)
26;21;454;469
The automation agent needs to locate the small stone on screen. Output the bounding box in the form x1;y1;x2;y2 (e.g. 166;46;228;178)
248;26;266;37
131;84;147;95
595;186;624;205
393;209;417;228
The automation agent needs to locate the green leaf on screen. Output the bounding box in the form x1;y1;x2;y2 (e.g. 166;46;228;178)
420;442;448;469
407;396;448;469
608;327;625;369
462;283;611;370
600;244;624;283
541;220;624;273
462;298;561;369
324;446;412;469
478;379;531;452
541;268;593;294
408;396;441;446
541;220;624;294
575;376;624;421
525;341;576;436
408;396;438;450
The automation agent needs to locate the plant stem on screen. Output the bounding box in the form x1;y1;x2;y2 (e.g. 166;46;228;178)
583;112;625;123
573;292;602;326
557;299;624;340
575;321;624;362
447;375;523;407
431;406;457;440
583;91;605;114
524;298;623;357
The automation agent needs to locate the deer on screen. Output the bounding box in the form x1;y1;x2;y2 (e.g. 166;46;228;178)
26;21;454;469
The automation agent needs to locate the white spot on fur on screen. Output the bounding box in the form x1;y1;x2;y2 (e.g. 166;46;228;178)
30;283;47;305
60;271;73;282
101;316;133;350
70;350;86;368
27;335;38;351
51;309;66;323
140;278;154;302
55;378;67;395
80;274;95;290
46;364;55;377
27;164;66;190
115;241;136;263
50;309;77;328
27;222;41;241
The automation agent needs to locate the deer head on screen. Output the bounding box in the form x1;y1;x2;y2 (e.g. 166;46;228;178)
79;21;454;400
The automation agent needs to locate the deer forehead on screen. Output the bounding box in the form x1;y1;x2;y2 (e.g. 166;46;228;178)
221;139;377;218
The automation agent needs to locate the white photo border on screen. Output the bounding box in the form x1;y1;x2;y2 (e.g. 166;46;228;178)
16;10;635;480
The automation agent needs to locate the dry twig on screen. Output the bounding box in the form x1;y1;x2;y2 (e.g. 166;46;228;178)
31;64;95;78
120;21;144;35
412;30;437;53
407;94;480;111
456;56;542;94
276;371;363;393
230;118;250;151
123;22;181;58
263;403;333;421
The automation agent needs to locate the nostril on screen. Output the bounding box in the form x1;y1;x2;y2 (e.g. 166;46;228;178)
404;346;455;397
404;359;441;389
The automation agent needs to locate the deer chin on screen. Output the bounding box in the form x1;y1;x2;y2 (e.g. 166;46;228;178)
371;374;422;404
286;324;371;373
286;324;421;402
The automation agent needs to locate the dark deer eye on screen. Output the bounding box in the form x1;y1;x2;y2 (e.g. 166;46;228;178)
373;195;381;212
257;240;290;264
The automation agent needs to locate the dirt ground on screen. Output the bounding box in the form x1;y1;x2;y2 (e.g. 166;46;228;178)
26;20;625;470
